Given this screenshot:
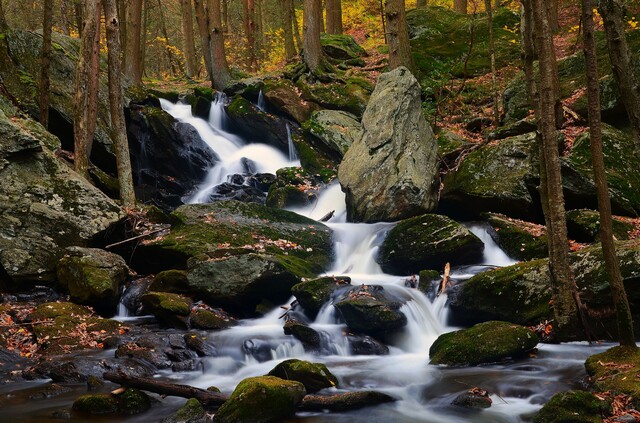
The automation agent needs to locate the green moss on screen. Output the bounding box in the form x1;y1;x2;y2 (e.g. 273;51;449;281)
72;394;119;415
566;209;635;242
585;346;640;403
150;269;189;293
291;277;345;318
429;321;538;366
486;213;548;261
190;308;234;330
117;389;151;415
141;292;192;316
171;398;205;422
226;95;254;117
30;302;93;320
268;359;338;393
321;34;367;61
533;391;605;423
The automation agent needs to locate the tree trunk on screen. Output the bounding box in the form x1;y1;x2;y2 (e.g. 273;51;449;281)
454;0;467;14
582;0;635;348
599;0;640;159
0;0;6;32
326;0;342;34
156;0;179;76
484;0;498;126
385;0;415;74
546;0;559;32
124;0;143;84
255;0;265;62
207;0;231;89
39;0;53;129
86;4;101;159
103;0;136;208
520;0;536;108
416;0;427;7
73;0;100;179
281;0;297;60
222;0;228;32
193;0;213;79
303;0;323;72
74;1;83;35
531;0;582;340
292;0;303;52
60;0;72;35
180;0;197;78
242;0;257;70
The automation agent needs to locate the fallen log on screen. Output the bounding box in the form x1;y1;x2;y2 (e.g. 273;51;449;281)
103;371;228;407
299;391;396;412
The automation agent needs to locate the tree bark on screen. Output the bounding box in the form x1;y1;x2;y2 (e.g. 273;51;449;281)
255;0;265;62
484;0;498;126
180;0;198;78
242;0;257;70
292;0;303;52
546;0;558;32
416;0;427;7
281;0;297;60
385;0;415;74
303;0;323;72
531;0;583;340
326;0;343;34
73;0;101;179
582;0;635;348
39;0;53;129
103;0;136;208
207;0;231;89
60;0;72;35
74;1;83;35
124;0;143;84
454;0;467;14
117;0;127;55
0;0;6;32
599;0;640;159
520;0;536;107
156;0;179;76
193;0;213;79
86;4;101;159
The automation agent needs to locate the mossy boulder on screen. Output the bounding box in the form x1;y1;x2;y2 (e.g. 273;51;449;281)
162;398;205;423
566;209;636;243
117;388;151;415
214;376;306;423
283;320;322;350
585;346;640;403
429;321;538;366
303;110;362;159
291;276;350;319
263;79;320;123
190;305;236;330
56;247;129;314
296;75;371;118
334;285;407;337
72;394;119;415
486;213;548;261
133;200;333;274
449;240;640;340
532;390;605;423
141;292;192;328
149;269;189;293
266;167;323;209
321;34;367;62
436;129;471;157
378;214;484;274
268;359;338;393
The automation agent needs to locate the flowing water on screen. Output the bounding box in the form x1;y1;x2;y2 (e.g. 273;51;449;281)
0;98;610;422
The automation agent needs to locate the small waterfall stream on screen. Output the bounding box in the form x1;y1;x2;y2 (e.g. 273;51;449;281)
154;98;606;422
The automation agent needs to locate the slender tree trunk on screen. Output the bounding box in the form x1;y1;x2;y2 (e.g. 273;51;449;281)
207;0;230;88
74;1;83;35
194;0;213;79
73;0;100;179
242;0;257;70
546;0;558;32
86;4;101;160
303;0;323;72
599;0;640;159
0;0;6;32
39;0;53;129
484;0;498;125
531;0;584;340
141;0;148;77
582;0;635;347
117;0;126;53
60;0;72;35
326;0;342;34
416;0;427;7
282;0;297;60
157;0;178;76
222;0;228;32
454;0;467;14
103;0;136;208
255;0;265;62
180;0;197;78
520;0;536;109
385;0;415;74
292;0;303;51
124;0;143;84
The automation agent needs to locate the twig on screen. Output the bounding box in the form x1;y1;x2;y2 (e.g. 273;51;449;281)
105;228;167;249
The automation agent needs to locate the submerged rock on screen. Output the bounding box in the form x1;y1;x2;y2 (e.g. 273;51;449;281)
338;67;439;222
347;335;389;356
452;388;492;409
268;359;338;393
429;321;538;366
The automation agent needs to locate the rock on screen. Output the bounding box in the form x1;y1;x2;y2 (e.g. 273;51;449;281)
203;173;276;205
24;355;156;383
378;214;484;274
321;34;367;62
334;285;407;337
300;390;396;412
303;110;362;158
452;388;492;409
214;376;306;423
585;346;640;402
268;359;338;393
486;119;537;141
297;75;372;117
291;276;351;319
162;398;205;423
117;388;151;415
150;270;190;294
566;209;635;243
266;167;323;210
532;390;605;423
242;339;276;363
283;320;322;350
56;247;129;314
125;105;217;211
0;109;123;288
486;214;548;261
436;129;470;157
141;292;192;329
449;240;640;340
190;305;236;330
347;335;389;355
184;333;217;357
120;276;154;316
263;79;320;124
338;67;439;222
72;394;119;415
429;321;538;366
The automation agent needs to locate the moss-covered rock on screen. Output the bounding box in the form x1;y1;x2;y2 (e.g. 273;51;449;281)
302;110;361;159
72;394;119;415
263;79;320;123
266;167;324;210
117;388;151;415
486;213;548;261
214;376;306;423
436;129;471;157
296;75;371;118
566;209;636;243
141;292;192;328
149;269;189;293
532;390;605;423
585;346;640;403
268;359;338;393
449;240;640;340
190;306;236;330
321;34;367;62
429;321;538;366
283;320;322;350
378;214;484;274
162;398;205;423
56;247;129;314
291;276;350;319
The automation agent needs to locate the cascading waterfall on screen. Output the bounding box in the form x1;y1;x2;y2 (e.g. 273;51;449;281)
257;90;266;112
285;123;299;162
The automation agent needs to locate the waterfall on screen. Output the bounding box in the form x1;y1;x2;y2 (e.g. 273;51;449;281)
285;123;298;162
257;90;266;112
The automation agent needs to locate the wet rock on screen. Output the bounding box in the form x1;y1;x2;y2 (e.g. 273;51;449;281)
283;320;322;350
268;359;338;393
150;270;189;294
300;390;396;412
347;335;389;356
486;213;548;261
190;304;236;330
263;79;320;124
28;383;72;400
56;247;129;314
532;390;605;423
161;398;205;423
72;394;119;415
24;356;156;383
141;292;192;329
184;333;217;357
334;285;407;337
120;276;154;315
429;321;538;366
303;110;362;158
214;376;306;423
585;346;640;403
266;167;323;210
451;388;492;409
242;339;275;363
339;67;439;222
378;214;484;274
115;342;172;369
117;388;151;415
291;276;350;319
566;209;635;243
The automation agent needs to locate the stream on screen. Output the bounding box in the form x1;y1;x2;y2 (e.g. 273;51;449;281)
0;97;611;422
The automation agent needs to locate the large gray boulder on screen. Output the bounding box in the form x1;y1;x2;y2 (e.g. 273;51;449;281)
338;67;439;223
0;110;123;288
